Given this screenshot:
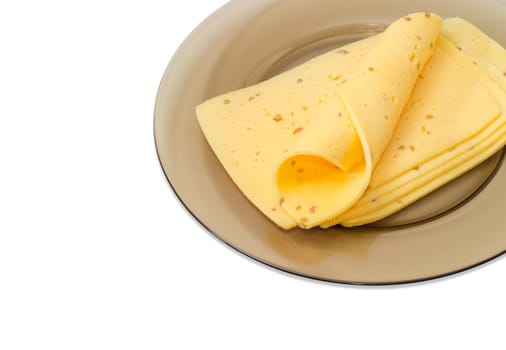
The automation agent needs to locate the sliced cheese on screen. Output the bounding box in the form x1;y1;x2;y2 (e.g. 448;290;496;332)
197;14;506;230
442;18;506;91
277;14;441;227
197;13;442;228
197;39;374;229
333;29;506;227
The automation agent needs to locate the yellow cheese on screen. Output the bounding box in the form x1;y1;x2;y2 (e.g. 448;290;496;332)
197;14;506;229
442;18;506;91
332;28;506;227
197;13;442;228
197;39;373;229
277;14;441;227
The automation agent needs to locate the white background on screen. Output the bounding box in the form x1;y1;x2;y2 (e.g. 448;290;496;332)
0;1;504;349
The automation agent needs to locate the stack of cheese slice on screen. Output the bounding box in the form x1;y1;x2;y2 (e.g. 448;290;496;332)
196;13;506;229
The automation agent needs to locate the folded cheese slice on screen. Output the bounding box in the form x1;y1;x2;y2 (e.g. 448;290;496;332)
197;13;442;229
329;21;506;227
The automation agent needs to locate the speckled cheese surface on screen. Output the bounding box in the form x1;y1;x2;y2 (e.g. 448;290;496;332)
196;14;506;229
